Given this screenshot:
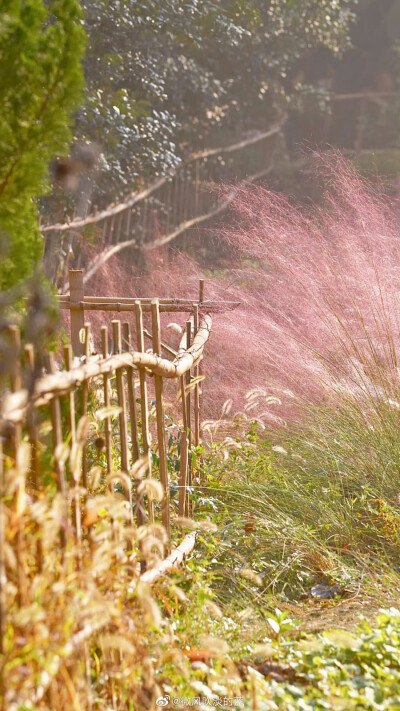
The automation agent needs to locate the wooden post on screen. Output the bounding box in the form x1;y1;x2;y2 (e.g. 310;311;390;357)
199;278;205;304
193;304;200;447
135;301;154;524
46;353;67;551
197;278;205;447
122;323;140;463
112;320;134;526
69;270;85;357
151;300;170;541
25;344;43;572
64;344;81;552
81;323;91;494
122;322;144;527
179;375;188;517
8;326;26;604
101;327;112;478
185;320;193;516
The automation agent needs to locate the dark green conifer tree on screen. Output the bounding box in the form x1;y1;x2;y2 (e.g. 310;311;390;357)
0;0;85;289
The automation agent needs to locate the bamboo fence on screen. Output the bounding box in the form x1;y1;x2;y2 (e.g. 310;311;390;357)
0;269;239;699
0;270;238;618
41;124;282;289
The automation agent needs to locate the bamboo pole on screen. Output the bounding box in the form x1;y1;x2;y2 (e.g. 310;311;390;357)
151;300;170;541
199;279;205;304
197;279;205;449
81;323;90;495
101;327;113;478
122;323;140;462
140;531;197;584
8;326;26;604
112;320;134;526
58;299;238;313
69;270;85;357
178;375;188;517
143;328;177;358
58;295;222;306
185;320;193;517
122;323;144;527
2;315;213;424
193;304;200;448
25;344;43;572
64;344;81;551
46;352;67;551
135;301;154;524
24;344;39;486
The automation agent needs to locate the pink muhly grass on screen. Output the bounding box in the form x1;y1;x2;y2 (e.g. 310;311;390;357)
69;155;400;428
217;154;400;424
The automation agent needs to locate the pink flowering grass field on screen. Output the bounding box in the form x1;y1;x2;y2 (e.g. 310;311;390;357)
83;155;400;432
80;157;400;594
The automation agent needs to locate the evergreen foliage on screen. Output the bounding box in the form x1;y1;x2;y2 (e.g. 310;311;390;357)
0;0;85;290
77;0;357;202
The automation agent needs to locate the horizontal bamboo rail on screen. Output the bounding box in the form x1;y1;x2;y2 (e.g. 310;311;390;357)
140;531;197;584
59;299;238;313
1;316;212;423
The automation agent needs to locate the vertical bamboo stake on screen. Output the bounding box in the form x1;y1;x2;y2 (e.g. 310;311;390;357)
63;345;76;446
81;323;91;495
135;301;154;524
151;300;170;541
8;326;25;604
24;344;39;486
64;344;81;551
112;320;134;527
198;278;205;445
178;375;188;517
25;344;43;572
122;322;144;527
69;270;85;357
101;327;112;478
46;353;67;551
199;278;205;304
122;322;139;461
185;320;193;517
193;304;200;448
